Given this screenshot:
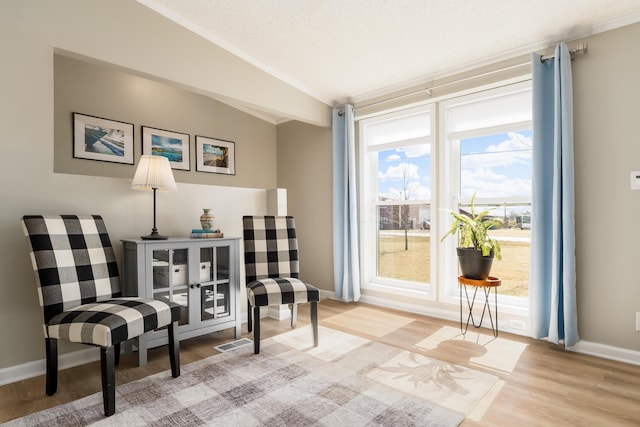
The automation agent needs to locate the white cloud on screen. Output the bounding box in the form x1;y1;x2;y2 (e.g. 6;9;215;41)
461;168;505;182
380;162;420;181
460;132;532;198
461;176;531;199
382;182;431;200
487;132;532;151
385;154;401;162
462;132;531;169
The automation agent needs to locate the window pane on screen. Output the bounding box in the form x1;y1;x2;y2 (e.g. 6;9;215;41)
460;130;532;199
377;204;431;283
377;144;431;201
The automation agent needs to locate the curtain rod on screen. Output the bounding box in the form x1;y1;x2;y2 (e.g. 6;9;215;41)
351;61;530;112
338;42;589;115
540;43;588;62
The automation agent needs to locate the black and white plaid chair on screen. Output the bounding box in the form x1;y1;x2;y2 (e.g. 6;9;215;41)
21;215;181;417
242;216;319;354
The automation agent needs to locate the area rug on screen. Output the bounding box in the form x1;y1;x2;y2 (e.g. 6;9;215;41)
5;326;498;426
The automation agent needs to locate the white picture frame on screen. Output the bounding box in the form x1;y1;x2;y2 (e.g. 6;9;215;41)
73;112;134;164
142;126;190;170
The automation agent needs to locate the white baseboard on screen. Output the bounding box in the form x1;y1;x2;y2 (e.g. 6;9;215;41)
0;347;99;387
569;340;640;366
267;305;292;320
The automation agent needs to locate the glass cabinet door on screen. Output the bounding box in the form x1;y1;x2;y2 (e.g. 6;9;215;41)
152;247;190;326
199;246;231;322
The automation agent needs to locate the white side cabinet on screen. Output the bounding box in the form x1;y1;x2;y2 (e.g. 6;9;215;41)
121;237;242;365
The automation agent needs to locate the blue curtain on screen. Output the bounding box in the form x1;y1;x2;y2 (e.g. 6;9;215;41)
332;104;361;302
530;43;578;347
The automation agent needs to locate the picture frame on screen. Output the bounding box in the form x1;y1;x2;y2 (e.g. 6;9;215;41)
142;126;190;170
73;112;134;164
196;136;236;175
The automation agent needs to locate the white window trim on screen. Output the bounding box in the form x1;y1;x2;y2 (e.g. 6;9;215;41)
437;80;533;311
359;103;436;301
357;80;534;336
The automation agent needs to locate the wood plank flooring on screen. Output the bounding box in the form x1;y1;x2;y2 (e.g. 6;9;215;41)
1;299;639;425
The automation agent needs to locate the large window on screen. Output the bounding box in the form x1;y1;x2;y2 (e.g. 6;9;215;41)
442;82;532;307
359;81;532;312
360;105;434;296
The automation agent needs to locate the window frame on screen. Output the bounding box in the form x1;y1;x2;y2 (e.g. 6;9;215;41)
357;80;533;323
359;104;437;300
437;81;532;312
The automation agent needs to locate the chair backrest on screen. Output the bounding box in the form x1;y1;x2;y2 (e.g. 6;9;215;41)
242;216;299;284
21;215;121;324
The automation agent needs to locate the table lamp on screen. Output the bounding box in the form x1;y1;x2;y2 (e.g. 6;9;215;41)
132;155;177;240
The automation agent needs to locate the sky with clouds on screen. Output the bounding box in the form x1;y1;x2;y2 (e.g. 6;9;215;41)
377;130;532;204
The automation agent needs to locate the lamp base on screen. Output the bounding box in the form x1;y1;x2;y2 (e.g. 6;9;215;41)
141;230;168;240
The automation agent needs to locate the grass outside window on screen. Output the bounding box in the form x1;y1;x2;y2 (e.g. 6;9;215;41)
378;229;530;297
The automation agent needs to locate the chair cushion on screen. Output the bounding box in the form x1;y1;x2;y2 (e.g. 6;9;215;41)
247;277;319;307
46;298;180;347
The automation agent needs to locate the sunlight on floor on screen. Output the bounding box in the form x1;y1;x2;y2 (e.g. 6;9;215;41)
368;349;500;416
467;379;506;422
323;307;415;337
415;326;528;375
272;325;369;361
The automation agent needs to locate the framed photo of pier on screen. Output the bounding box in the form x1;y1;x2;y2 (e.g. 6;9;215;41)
142;126;190;170
195;136;235;175
73;113;134;164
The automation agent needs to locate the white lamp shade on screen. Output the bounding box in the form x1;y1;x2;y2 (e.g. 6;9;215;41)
131;155;177;191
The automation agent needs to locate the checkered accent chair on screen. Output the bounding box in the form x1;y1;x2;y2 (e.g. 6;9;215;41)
243;216;319;353
21;215;181;417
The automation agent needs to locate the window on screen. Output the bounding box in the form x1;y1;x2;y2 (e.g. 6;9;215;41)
360;105;435;297
359;81;532;315
441;82;532;308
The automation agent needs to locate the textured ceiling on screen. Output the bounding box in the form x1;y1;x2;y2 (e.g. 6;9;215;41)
139;0;640;109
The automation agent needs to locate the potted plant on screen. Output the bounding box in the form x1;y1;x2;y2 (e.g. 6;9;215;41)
441;193;502;280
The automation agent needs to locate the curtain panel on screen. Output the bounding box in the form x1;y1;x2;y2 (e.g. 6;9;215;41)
332;105;361;302
530;43;579;347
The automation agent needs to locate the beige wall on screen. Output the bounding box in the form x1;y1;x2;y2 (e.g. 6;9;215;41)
572;23;640;350
0;0;326;372
276;121;334;292
54;54;276;189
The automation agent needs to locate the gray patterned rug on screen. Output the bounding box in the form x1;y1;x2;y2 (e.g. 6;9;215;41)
6;326;498;426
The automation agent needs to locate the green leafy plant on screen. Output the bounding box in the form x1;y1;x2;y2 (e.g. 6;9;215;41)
441;193;502;259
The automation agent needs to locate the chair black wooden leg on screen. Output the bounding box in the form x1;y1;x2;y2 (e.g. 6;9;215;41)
247;299;253;333
101;346;116;417
114;343;120;367
310;302;318;347
168;321;180;378
253;306;261;354
45;338;58;396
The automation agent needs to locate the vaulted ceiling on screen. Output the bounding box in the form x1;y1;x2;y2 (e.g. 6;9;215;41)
139;1;640;110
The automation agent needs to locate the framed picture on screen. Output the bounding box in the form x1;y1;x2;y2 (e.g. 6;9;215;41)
73;113;134;164
196;136;235;175
142;126;190;170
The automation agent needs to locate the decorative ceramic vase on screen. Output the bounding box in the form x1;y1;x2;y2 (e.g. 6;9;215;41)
200;209;214;230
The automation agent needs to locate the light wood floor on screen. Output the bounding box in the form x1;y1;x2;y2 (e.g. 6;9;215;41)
1;299;640;425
